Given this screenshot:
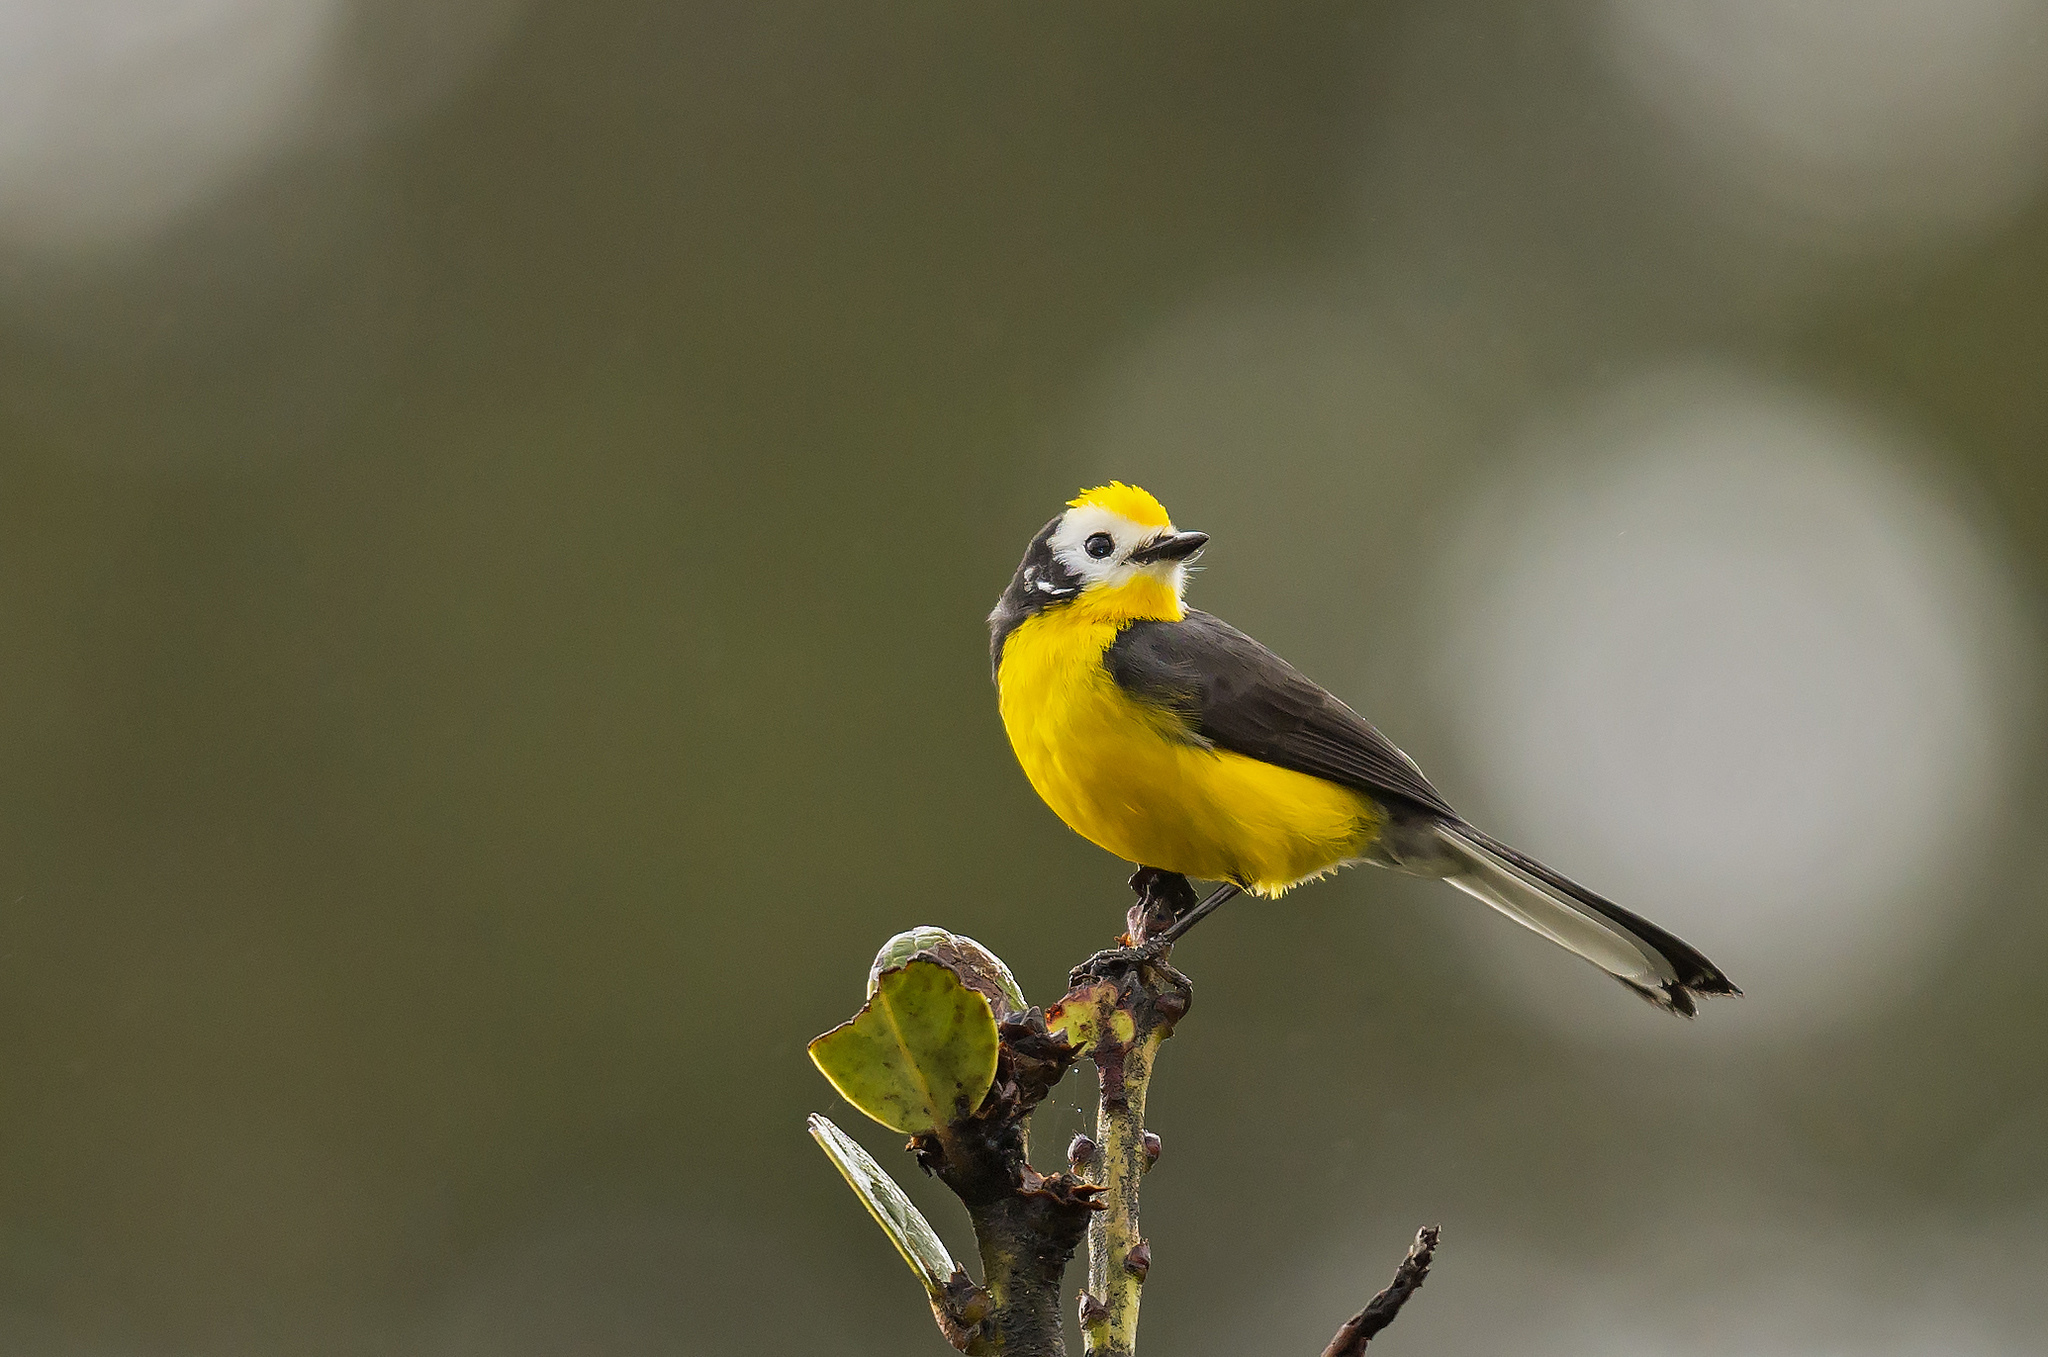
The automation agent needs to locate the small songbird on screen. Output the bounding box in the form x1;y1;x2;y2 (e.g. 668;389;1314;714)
989;482;1738;1015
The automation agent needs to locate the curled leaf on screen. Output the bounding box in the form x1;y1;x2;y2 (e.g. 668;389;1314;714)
868;927;957;987
869;926;1028;1020
806;1113;960;1297
811;957;1000;1134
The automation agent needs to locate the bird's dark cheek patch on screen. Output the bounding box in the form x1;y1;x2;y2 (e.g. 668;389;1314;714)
991;522;1087;673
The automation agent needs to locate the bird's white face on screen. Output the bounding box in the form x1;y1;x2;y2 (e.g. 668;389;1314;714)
989;485;1208;657
1048;504;1200;600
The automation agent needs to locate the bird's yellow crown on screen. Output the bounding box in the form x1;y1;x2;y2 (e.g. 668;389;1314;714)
1068;482;1171;529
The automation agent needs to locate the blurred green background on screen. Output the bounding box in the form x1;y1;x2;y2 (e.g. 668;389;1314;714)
3;3;2047;1354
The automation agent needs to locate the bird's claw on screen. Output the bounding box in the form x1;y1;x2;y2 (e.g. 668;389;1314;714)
1125;867;1196;944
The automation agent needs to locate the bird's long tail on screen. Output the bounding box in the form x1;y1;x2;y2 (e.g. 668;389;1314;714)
1432;821;1739;1016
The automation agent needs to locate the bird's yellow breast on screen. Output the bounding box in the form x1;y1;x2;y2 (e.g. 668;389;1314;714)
996;584;1378;896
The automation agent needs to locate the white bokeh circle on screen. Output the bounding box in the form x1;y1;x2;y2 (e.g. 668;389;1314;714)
0;0;523;260
1431;367;2035;1035
0;0;345;253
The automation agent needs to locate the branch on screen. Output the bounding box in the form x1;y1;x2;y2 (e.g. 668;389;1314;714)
811;907;1446;1357
1049;882;1193;1357
1319;1225;1441;1357
913;1009;1100;1355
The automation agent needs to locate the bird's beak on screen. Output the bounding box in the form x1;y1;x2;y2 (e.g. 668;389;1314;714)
1128;530;1209;565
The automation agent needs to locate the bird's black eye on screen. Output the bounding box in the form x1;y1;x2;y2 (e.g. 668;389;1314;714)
1084;532;1116;560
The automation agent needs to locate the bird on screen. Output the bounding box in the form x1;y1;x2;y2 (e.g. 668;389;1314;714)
989;482;1738;1015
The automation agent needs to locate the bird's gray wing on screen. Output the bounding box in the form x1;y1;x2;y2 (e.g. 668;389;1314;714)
1103;610;1457;818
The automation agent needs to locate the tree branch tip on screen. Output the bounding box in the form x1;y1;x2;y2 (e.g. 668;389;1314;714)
1317;1225;1441;1357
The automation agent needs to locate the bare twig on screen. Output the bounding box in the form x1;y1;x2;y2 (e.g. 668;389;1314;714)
1320;1225;1441;1357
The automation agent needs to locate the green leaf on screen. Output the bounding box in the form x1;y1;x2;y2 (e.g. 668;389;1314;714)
870;926;1029;1020
810;957;999;1134
806;1113;960;1298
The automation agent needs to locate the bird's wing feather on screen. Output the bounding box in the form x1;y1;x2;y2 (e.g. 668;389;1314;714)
1103;610;1457;817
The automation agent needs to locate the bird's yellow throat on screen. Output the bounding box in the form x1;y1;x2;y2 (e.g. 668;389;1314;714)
1062;573;1184;629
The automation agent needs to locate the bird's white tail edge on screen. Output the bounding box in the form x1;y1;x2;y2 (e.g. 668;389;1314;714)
1433;821;1678;994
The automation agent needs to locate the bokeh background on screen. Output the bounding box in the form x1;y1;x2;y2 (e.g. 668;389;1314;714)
4;2;2048;1353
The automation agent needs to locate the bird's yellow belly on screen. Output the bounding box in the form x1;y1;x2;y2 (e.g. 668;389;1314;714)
997;614;1379;896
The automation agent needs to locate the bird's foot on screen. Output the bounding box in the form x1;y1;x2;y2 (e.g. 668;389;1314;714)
1125;867;1196;945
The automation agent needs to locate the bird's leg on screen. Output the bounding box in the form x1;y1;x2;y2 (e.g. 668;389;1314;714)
1153;882;1241;946
1125;868;1197;944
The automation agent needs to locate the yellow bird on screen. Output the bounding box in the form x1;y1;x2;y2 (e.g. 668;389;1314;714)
990;482;1737;1015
